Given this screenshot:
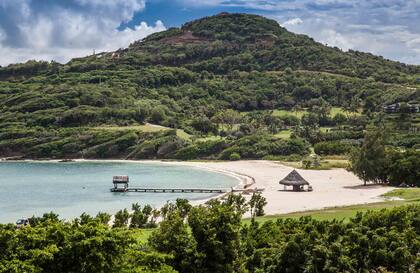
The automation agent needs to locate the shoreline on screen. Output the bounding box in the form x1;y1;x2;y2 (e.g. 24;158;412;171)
1;159;396;216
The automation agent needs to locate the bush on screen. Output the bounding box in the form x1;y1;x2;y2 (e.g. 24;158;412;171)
321;130;364;141
387;148;420;187
314;141;353;155
150;106;167;124
278;115;300;126
333;113;347;125
220;134;310;160
229;152;241;161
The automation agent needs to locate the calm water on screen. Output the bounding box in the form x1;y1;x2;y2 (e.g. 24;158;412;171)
0;161;238;223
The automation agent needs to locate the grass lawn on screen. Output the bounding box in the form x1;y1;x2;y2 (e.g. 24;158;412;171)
92;123;191;141
274;129;291;139
93;123;165;132
382;188;420;200
269;107;360;119
320;127;333;133
176;129;191;141
279;158;349;170
247;188;420;224
272;109;307;118
245;200;412;224
330;107;344;116
195;135;225;142
331;107;361;116
316;159;349;169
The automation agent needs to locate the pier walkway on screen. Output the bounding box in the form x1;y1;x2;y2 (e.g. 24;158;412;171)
110;187;228;193
109;175;258;194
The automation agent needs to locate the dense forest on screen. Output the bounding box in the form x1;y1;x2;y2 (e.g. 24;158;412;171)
0;13;419;161
1;198;419;273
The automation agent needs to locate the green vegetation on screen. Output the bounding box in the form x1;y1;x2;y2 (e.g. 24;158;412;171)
349;128;420;186
138;188;420;242
383;188;420;201
272;109;307;118
279;156;349;170
274;129;291;139
0;13;418;160
2;198;419;272
93;124;167;132
251;188;420;223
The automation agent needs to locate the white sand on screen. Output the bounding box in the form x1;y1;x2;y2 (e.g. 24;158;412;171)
143;160;395;215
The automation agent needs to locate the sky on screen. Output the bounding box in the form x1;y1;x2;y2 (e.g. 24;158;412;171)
1;0;420;66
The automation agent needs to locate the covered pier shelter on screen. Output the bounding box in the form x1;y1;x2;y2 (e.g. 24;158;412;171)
112;175;129;192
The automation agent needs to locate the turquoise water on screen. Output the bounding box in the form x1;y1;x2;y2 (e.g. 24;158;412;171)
0;161;238;223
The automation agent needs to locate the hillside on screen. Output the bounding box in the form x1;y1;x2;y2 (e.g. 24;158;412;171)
0;13;419;160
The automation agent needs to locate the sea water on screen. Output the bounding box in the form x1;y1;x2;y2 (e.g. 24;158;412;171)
0;161;238;223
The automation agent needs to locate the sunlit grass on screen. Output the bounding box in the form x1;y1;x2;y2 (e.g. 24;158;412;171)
91;123;191;140
272;109;306;118
382;188;420;200
260;107;358;119
246;200;416;224
319;127;333;133
93;123;165;132
274;129;291;139
278;158;349;170
195;135;224;142
176;129;191;141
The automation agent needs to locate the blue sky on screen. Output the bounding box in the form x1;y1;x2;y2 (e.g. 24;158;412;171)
1;0;420;66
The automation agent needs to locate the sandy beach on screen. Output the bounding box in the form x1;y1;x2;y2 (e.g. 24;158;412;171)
142;160;395;215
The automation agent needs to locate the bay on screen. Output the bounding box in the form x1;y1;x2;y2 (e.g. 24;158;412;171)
0;161;238;223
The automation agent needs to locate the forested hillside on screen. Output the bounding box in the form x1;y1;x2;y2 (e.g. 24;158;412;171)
0;13;419;160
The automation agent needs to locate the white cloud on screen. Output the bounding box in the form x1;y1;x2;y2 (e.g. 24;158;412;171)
0;27;6;42
282;18;303;27
0;0;166;66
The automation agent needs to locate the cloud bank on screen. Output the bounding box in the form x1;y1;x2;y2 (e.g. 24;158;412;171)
0;0;165;66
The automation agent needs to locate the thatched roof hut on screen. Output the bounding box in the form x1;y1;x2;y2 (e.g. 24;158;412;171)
279;170;311;191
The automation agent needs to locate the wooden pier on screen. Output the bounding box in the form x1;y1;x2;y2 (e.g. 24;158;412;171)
110;187;227;193
110;175;228;194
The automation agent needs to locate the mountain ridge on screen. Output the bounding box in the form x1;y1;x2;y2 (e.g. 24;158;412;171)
0;13;418;159
1;12;420;83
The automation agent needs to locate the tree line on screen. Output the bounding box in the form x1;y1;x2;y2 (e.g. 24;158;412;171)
1;196;419;272
349;127;420;187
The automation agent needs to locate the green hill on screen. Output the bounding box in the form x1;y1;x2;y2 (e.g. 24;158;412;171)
0;13;419;159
